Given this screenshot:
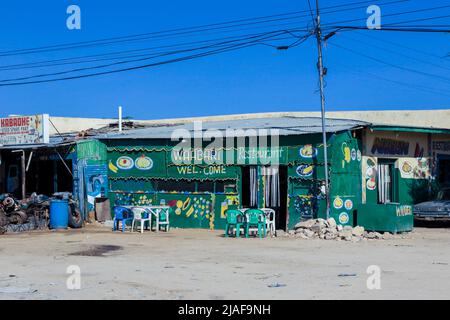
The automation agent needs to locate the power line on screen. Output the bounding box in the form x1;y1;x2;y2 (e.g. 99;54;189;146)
336;33;450;72
328;41;450;84
0;0;409;70
0;30;305;71
0;30;291;83
327;25;450;33
322;3;450;27
0;0;405;58
334;62;450;98
0;31;312;86
352;30;450;60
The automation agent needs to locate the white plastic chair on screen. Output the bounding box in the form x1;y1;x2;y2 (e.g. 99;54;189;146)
131;207;151;233
262;208;276;236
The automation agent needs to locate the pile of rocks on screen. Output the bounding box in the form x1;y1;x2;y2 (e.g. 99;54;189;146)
282;218;394;241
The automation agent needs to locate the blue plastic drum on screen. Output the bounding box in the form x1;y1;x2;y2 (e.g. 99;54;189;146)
49;199;69;229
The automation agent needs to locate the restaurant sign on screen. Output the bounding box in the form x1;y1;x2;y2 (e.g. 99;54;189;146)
0;114;50;146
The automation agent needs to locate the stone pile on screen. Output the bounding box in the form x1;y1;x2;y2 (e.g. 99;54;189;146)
281;218;395;241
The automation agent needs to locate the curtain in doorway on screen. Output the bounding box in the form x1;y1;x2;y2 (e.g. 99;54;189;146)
263;166;280;207
377;164;391;203
249;166;258;207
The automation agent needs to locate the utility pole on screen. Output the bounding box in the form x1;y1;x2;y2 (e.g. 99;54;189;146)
12;150;26;199
314;0;330;219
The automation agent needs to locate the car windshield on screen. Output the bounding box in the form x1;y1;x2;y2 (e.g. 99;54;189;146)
437;189;450;201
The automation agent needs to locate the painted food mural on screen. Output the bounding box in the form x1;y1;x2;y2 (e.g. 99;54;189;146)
365;157;377;190
167;195;214;228
116;156;134;170
135;155;153;170
338;212;349;224
398;158;430;179
293;195;317;219
333;196;343;209
112;192;215;229
296;164;314;177
299;144;317;158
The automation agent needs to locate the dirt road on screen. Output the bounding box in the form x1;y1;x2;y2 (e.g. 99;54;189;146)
1;225;449;299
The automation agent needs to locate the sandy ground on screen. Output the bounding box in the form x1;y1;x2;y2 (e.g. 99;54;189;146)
1;224;449;300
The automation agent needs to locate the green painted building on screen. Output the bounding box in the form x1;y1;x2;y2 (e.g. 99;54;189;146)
90;116;450;233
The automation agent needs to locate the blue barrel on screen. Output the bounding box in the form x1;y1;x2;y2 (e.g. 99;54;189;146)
50;199;69;229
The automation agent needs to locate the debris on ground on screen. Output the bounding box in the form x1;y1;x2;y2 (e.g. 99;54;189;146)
338;273;357;277
267;283;286;288
69;245;122;257
281;218;405;241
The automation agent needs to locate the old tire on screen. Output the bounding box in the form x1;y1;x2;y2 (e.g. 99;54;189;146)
68;206;83;229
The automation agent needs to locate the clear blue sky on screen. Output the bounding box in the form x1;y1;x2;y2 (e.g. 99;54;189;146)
0;0;449;119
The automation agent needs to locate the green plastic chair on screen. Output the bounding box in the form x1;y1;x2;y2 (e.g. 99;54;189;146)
155;208;170;232
225;209;244;238
244;209;267;238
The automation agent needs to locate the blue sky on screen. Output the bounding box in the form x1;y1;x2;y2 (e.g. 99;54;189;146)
0;0;449;119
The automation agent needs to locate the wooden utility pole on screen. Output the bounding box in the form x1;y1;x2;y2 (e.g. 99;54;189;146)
314;0;330;219
12;149;26;199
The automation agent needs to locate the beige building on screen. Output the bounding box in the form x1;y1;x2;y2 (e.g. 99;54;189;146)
48;109;450;135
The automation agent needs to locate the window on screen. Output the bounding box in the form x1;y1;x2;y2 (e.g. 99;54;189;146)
197;180;214;193
215;180;237;193
377;160;397;204
156;180;195;193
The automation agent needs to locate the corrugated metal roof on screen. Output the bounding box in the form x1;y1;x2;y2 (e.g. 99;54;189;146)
0;136;74;150
98;116;370;140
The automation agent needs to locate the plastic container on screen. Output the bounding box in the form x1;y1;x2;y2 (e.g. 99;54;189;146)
49;199;69;229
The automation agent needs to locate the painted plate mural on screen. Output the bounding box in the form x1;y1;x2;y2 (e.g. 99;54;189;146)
135;155;153;170
339;212;349;224
299;145;317;159
333;196;343;209
116;156;134;170
344;199;353;210
296;164;314;177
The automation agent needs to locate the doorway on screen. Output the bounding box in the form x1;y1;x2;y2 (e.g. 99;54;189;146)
241;166;258;208
263;166;288;231
437;155;450;186
241;165;288;230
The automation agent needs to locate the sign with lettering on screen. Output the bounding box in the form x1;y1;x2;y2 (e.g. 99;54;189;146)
365;131;428;158
0;114;49;146
167;164;239;179
396;205;412;217
432;141;450;153
371;137;409;156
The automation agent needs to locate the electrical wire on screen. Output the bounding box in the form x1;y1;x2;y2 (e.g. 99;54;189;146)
0;30;290;83
336;33;450;72
328;41;450;84
0;30;306;71
0;0;405;58
322;3;450;27
0;31;312;86
333;60;450;97
351;30;450;60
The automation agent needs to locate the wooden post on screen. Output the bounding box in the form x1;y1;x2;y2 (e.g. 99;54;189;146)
20;151;26;199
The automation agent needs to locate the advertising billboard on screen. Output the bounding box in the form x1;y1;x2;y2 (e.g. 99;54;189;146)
0;114;50;146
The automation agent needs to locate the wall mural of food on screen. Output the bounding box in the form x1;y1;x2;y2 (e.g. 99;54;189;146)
342;142;351;168
397;158;430;179
365;157;377;191
296;164;314;177
116;156;134;170
166;195;214;227
299;144;317;158
135;155;153;170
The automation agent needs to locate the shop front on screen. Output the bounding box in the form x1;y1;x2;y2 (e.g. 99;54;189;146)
100;123;364;231
357;126;450;232
0;114;75;199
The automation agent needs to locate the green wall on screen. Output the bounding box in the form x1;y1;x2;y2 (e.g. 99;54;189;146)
102;131;365;230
